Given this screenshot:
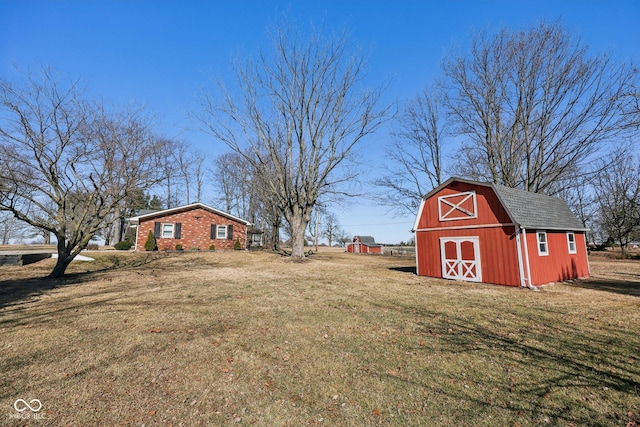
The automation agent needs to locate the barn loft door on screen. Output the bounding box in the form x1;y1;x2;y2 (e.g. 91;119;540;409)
438;191;477;221
440;237;482;282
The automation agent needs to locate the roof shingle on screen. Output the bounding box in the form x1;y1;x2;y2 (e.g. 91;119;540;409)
491;183;586;231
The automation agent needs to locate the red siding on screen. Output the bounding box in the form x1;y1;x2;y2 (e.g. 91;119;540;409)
346;243;382;254
414;180;590;287
524;230;590;286
416;182;512;230
416;225;521;287
136;208;247;251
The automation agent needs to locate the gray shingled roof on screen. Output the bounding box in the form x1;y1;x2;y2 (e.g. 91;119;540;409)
491;183;587;231
356;236;378;245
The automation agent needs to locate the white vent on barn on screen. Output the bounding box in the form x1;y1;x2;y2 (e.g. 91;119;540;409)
438;191;478;221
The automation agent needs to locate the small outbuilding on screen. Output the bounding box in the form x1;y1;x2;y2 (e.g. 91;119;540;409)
346;236;383;254
127;203;252;251
412;177;590;288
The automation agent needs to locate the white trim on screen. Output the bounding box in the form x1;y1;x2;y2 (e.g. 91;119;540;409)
439;236;482;282
438;191;478;221
522;228;533;287
583;233;591;276
134;225;139;251
515;228;526;287
216;224;228;239
413;223;516;233
566;232;577;254
161;223;175;239
414;230;420;275
536;231;549;256
412;199;426;231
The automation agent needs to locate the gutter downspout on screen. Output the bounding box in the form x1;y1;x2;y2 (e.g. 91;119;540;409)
515;227;526;287
583;233;591;277
412;229;420;276
521;228;538;291
131;220;139;252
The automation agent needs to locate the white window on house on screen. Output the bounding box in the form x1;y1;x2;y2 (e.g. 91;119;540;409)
217;225;227;239
161;223;174;239
537;231;548;256
567;232;577;254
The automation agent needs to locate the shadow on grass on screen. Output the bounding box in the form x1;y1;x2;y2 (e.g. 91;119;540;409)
388;266;417;274
0;254;164;309
379;300;640;425
567;277;640;297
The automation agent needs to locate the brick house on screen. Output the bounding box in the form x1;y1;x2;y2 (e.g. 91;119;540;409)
127;203;252;251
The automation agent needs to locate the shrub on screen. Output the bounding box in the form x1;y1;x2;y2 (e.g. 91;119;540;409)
175;244;183;251
114;241;133;251
209;244;216;251
234;239;242;250
86;243;100;251
144;230;157;251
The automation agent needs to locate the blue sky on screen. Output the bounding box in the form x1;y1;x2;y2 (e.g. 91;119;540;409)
1;1;639;244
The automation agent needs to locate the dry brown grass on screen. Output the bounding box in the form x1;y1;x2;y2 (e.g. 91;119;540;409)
1;249;639;426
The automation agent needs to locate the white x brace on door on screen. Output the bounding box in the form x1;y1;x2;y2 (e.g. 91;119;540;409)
440;237;482;282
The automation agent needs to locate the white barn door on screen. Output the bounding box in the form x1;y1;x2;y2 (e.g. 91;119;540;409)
440;237;482;282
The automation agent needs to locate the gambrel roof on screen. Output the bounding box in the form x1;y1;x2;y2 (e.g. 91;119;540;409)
416;177;587;232
355;235;378;246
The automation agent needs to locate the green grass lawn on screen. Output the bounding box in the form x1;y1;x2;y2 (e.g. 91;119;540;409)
1;250;638;426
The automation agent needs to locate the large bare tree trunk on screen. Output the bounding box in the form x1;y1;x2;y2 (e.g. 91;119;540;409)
288;214;308;260
198;21;390;263
50;237;74;278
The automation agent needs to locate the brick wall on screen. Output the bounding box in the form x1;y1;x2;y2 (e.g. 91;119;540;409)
135;208;247;251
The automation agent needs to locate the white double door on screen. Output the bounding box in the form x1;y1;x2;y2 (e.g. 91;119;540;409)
440;237;482;282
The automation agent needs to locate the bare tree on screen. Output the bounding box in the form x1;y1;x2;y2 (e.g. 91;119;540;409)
376;86;447;215
211;151;285;250
306;204;327;252
0;68;163;277
0;211;29;244
594;148;640;257
175;141;191;204
337;229;352;248
154;138;182;208
198;23;390;260
192;150;206;203
553;172;599;245
174;142;207;204
321;212;341;247
444;21;638;194
211;152;253;218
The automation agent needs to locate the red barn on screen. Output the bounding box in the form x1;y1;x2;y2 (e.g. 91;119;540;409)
346;236;383;254
128;203;252;251
412;178;590;288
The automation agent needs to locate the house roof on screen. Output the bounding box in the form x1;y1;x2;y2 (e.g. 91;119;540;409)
127;202;252;226
416;177;587;232
491;183;586;231
355;235;378;246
